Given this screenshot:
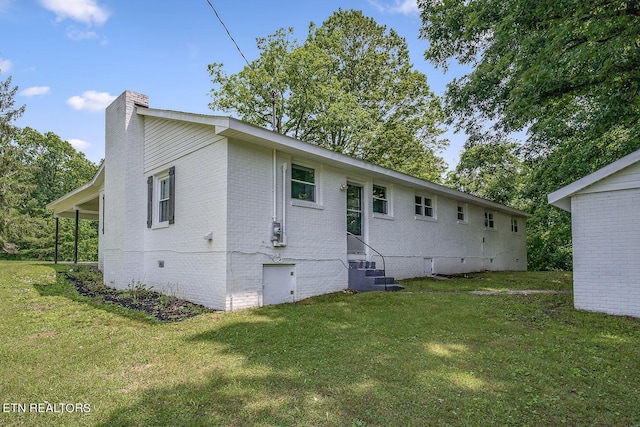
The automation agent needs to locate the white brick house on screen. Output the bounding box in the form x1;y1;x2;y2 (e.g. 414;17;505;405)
549;149;640;318
48;90;528;311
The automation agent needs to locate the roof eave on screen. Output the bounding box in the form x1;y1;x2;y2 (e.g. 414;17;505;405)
135;108;530;218
220;118;531;217
46;163;104;217
547;193;572;212
548;149;640;212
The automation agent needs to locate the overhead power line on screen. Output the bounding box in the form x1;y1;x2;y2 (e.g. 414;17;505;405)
205;0;252;68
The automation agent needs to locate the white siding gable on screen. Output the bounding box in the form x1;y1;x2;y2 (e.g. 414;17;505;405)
144;116;224;172
578;161;640;195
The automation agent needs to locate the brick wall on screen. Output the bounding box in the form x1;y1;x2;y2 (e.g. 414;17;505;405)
225;140;349;310
140;139;228;310
103;92;229;310
366;182;526;278
224;138;527;310
103;91;148;290
571;189;640;317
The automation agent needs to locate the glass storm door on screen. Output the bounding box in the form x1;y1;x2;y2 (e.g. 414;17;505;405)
347;184;365;254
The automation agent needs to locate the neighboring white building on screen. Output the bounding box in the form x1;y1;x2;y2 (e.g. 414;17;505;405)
549;149;640;318
48;90;528;311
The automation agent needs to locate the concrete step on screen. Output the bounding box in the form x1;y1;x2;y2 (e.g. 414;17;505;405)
348;260;376;270
365;269;386;277
348;263;398;292
373;276;395;285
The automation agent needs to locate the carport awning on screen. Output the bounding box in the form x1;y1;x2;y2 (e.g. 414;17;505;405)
46;163;104;221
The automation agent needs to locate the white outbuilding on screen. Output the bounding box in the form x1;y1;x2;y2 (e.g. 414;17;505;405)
549;149;640;318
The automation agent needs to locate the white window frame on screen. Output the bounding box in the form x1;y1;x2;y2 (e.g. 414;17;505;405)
152;171;171;228
291;163;316;203
511;218;520;233
158;174;171;225
457;204;467;224
372;184;390;216
484;211;495;229
148;167;175;229
415;194;436;221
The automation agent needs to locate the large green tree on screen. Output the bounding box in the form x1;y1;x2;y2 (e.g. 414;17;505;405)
0;72;98;260
12;128;99;260
445;140;523;207
0;73;28;254
209;9;447;181
419;0;640;269
16;127;98;207
419;0;640;148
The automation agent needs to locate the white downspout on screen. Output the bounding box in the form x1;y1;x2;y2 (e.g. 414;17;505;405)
280;162;287;246
272;149;277;223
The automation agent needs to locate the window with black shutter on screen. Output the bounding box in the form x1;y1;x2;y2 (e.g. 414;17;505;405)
147;166;175;228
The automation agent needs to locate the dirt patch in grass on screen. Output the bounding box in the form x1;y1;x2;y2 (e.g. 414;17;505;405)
469;289;571;295
64;267;215;322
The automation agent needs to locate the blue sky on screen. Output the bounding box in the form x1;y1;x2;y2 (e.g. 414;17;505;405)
1;0;468;168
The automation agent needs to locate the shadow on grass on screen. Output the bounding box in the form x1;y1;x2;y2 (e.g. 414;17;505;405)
95;292;604;426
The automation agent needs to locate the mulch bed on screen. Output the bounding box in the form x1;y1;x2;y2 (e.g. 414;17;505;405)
65;271;214;322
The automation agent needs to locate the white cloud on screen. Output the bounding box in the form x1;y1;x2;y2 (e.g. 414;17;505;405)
67;26;99;41
67;90;116;111
393;0;419;15
68;138;90;151
20;86;51;96
368;0;419;15
0;57;12;73
40;0;110;26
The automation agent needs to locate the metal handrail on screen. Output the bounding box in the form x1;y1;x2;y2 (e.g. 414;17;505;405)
346;232;386;274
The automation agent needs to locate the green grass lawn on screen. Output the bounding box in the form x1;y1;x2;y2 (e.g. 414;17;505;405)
1;261;638;426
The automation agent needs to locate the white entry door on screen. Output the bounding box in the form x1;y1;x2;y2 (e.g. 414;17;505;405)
347;183;366;255
263;264;296;306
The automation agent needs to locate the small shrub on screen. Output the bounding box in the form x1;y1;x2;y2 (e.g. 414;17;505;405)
87;280;107;293
127;281;155;303
73;266;103;284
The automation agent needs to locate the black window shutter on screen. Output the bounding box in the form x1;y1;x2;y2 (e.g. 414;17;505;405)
147;176;153;228
102;194;105;234
168;166;175;224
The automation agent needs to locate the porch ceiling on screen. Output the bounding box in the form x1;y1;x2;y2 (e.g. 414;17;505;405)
46;163;104;221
